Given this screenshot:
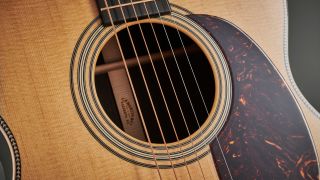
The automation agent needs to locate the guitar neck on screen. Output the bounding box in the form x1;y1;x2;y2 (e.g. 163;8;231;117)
96;0;171;26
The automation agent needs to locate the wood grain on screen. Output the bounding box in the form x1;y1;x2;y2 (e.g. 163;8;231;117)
0;0;318;179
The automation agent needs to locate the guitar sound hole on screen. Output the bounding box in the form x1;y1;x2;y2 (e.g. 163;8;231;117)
95;23;215;143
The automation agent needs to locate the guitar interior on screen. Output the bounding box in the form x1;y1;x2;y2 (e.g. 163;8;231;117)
95;23;215;143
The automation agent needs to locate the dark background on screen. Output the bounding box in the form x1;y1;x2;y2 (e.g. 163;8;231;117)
288;0;320;112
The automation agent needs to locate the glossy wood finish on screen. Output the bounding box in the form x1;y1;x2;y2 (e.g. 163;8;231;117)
189;15;318;179
0;0;319;179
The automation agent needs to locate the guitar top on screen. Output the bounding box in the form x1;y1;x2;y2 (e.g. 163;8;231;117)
0;0;319;179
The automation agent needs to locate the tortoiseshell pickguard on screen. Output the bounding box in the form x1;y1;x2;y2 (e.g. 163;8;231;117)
189;15;319;179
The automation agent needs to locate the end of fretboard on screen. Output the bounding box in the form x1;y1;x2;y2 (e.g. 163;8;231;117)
96;0;171;27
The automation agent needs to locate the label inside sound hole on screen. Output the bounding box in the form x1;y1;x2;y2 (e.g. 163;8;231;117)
95;23;215;143
70;10;232;168
108;68;146;141
120;97;135;127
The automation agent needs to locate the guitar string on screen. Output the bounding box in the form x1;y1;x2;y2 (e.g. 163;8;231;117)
126;1;194;179
103;0;232;179
154;1;234;179
139;1;208;179
107;0;179;179
102;1;163;179
148;0;210;178
154;0;233;179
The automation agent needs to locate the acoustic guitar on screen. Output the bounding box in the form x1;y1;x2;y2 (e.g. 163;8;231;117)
0;0;319;179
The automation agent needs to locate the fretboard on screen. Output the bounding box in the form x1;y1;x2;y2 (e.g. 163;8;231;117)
96;0;171;26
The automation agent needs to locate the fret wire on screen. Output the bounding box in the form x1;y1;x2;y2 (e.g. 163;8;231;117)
100;0;154;11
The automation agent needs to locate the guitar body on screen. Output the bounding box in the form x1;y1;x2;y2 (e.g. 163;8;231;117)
0;0;319;179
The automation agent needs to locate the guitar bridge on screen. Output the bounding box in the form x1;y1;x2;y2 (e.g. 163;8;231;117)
96;0;171;26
